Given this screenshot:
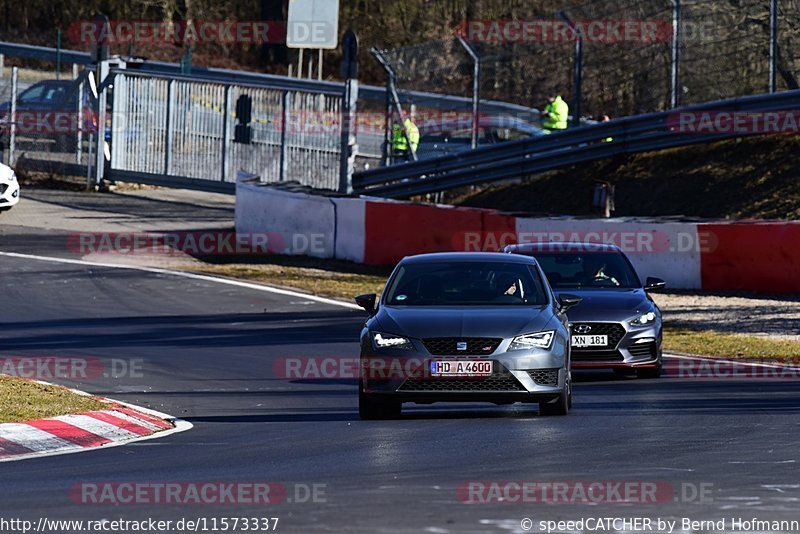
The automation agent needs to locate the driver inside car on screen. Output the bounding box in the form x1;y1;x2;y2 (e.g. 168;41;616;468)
495;273;522;299
582;256;621;286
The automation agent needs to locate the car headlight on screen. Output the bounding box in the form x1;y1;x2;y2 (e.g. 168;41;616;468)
509;331;554;351
371;332;414;350
630;311;657;326
9;172;16;182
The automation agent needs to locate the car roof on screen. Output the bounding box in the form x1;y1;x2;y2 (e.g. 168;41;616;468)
505;242;622;254
29;80;73;87
401;251;537;265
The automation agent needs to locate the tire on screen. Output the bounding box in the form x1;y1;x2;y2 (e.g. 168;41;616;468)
540;378;570;416
359;379;401;420
637;360;663;379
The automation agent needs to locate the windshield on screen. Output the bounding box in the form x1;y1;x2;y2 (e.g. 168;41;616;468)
384;261;547;306
533;251;641;289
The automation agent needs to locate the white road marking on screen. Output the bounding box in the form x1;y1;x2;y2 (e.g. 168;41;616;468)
0;251;361;310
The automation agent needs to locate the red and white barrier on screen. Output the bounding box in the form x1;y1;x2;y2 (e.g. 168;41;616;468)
235;181;800;293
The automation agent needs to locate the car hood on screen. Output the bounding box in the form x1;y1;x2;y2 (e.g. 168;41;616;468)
373;305;553;339
554;288;653;322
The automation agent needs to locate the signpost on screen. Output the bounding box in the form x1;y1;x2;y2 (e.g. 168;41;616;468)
287;0;340;79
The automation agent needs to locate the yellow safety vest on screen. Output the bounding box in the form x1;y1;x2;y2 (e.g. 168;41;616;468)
393;118;420;152
543;96;569;130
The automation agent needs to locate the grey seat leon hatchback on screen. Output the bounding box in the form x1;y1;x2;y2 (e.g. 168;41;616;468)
354;252;581;419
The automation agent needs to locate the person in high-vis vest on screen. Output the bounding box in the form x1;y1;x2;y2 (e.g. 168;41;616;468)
392;106;420;162
541;94;569;132
601;114;613;143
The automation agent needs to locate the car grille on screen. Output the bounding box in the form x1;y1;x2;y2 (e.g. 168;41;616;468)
572;349;625;362
628;341;658;359
571;323;626;352
422;337;501;356
0;184;7;194
527;369;560;386
398;362;525;392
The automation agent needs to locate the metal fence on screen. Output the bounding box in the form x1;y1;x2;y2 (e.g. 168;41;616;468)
0;63;95;176
109;70;345;191
376;0;798;121
352;88;800;198
0;40;558;189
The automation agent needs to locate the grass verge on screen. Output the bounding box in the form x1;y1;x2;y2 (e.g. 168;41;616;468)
192;259;800;363
664;327;800;362
189;256;391;302
0;376;107;423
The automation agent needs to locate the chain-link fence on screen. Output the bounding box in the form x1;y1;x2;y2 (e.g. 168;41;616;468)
376;0;800;123
0;57;95;173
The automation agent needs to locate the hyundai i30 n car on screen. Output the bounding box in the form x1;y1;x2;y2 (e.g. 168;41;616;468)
505;243;666;378
354;252;581;419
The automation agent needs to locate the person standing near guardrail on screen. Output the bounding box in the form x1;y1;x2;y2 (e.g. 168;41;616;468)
392;105;420;163
601;114;613;143
541;93;569;132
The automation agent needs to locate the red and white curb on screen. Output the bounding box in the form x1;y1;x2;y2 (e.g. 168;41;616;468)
0;382;192;463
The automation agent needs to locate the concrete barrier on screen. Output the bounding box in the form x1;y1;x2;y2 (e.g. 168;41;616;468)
235;182;799;293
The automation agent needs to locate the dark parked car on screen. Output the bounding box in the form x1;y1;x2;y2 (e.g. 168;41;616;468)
415;115;547;160
0;80;97;151
505;242;666;378
354;252;581;419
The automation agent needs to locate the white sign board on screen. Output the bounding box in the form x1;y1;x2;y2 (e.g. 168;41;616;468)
287;0;339;49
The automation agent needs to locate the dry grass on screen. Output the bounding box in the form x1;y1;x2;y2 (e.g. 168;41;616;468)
0;376;106;423
664;327;800;362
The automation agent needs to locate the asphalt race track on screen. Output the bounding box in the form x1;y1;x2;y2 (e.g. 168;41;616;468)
1;236;800;533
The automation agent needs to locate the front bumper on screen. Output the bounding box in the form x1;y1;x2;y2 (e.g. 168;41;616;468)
0;179;20;208
569;321;662;369
360;337;568;403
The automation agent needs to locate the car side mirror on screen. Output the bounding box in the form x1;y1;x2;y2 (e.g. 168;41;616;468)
645;277;667;292
355;293;377;316
558;294;582;311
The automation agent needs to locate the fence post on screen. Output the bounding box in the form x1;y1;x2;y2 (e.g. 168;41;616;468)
371;48;416;164
76;79;84;164
558;12;583;127
670;0;681;108
94;62;109;186
164;80;174;176
458;36;481;150
280;91;290;182
769;0;778;93
9;67;17;167
0;55;4;78
221;85;231;182
339;79;358;194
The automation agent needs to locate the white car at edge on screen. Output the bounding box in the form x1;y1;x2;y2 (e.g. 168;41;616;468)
0;162;19;212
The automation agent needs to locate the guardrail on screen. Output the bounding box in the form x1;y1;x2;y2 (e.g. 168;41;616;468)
0;41;541;119
352;89;800;198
